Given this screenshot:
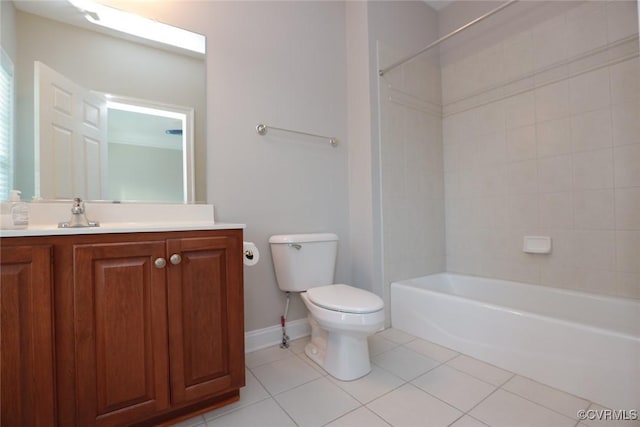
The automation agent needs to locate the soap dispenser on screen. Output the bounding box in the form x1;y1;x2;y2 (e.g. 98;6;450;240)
1;190;29;229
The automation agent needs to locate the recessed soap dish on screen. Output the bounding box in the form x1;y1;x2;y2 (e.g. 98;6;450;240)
523;236;551;254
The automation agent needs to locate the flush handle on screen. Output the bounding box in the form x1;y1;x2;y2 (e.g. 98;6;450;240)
170;254;182;265
288;243;302;250
154;258;167;269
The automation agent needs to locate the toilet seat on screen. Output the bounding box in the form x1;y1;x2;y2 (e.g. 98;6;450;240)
300;291;385;333
306;284;384;314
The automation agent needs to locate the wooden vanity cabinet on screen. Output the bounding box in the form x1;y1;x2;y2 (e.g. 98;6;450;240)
0;245;56;427
1;228;244;426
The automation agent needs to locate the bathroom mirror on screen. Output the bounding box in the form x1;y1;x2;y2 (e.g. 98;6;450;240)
4;0;206;202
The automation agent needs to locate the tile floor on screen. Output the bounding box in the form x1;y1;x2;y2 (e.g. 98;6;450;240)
173;328;638;427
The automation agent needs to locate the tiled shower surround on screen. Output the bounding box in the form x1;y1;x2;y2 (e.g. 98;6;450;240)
380;0;639;300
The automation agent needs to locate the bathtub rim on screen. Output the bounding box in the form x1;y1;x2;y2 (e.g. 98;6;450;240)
391;272;640;341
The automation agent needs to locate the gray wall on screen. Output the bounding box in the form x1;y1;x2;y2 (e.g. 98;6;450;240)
207;2;351;331
136;1;351;331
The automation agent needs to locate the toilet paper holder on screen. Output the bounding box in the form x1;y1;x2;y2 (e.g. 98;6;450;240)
242;241;260;266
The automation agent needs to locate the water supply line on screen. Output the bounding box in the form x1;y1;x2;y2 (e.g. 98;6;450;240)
280;292;291;348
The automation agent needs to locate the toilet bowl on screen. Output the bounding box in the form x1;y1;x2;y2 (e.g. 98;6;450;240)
301;286;384;380
269;233;385;381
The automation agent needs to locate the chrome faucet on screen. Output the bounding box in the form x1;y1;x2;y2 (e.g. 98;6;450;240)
58;197;100;228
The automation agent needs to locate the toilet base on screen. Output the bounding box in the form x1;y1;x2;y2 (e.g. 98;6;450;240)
304;315;372;381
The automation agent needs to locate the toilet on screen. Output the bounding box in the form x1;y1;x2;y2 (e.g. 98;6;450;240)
269;233;384;381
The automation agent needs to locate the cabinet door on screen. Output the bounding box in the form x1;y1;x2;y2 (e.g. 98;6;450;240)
167;235;244;403
74;241;170;426
1;245;55;427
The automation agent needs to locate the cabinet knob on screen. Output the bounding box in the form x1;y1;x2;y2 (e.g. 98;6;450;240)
170;254;182;265
154;257;167;268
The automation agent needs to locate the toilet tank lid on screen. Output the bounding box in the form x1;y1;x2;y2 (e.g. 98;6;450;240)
269;233;338;244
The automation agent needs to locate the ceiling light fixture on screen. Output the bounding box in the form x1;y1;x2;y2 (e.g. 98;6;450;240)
68;0;205;55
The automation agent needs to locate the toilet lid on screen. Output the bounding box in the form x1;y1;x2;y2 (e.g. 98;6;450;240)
306;284;384;314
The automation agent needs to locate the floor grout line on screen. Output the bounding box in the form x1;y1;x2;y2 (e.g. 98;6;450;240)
461;380;506;419
497;387;591;422
200;330;610;427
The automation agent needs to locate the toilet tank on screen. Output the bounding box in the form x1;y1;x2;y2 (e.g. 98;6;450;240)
268;233;338;292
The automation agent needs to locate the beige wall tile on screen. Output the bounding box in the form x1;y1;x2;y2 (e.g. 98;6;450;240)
574;268;617;295
508;160;539;194
606;0;640;42
474;101;505;136
437;2;638;299
569;68;610;115
503;30;534;83
536;118;572;158
573;148;614;190
573;189;615;230
544;231;575;270
539;155;573;193
611;100;640;147
539;192;574;230
615;231;640;274
507;125;537;162
566;1;608;56
609;58;639;106
570;109;612;152
535;81;571;122
508;195;540;230
616;272;640;299
571;230;616;271
539;265;578;291
615;188;640;230
532;13;569;69
613;144;640;187
505;91;536;129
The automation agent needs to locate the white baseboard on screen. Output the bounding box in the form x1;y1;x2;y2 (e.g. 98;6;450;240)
244;318;310;353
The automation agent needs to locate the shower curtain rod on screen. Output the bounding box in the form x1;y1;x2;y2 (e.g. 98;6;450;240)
378;0;518;77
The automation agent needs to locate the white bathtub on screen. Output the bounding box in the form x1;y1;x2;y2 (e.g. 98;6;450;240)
391;273;640;409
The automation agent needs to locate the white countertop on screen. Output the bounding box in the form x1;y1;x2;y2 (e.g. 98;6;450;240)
0;202;245;237
0;222;246;237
